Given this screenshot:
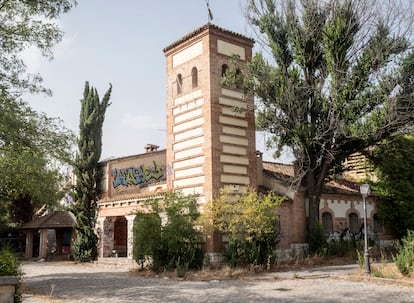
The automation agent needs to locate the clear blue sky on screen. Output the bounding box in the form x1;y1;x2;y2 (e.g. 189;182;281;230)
24;0;292;163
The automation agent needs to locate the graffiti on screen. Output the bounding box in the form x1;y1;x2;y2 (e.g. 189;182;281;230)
112;161;164;188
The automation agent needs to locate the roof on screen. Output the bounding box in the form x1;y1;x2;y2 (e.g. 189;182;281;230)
262;161;362;196
19;211;76;229
163;23;255;53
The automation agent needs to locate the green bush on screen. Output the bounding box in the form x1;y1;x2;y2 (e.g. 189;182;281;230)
0;246;22;276
394;230;414;276
0;246;22;303
309;223;327;255
134;191;204;273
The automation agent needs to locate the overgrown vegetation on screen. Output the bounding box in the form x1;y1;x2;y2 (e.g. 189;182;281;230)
394;230;414;276
203;188;283;267
0;246;22;303
133;191;204;275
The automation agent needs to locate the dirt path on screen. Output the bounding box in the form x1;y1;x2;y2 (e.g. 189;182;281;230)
21;261;414;303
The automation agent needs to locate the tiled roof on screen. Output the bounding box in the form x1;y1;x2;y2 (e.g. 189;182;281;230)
163;23;254;53
19;211;75;229
262;161;361;195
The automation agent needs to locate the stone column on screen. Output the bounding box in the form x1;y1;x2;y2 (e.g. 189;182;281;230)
96;217;106;258
125;215;136;259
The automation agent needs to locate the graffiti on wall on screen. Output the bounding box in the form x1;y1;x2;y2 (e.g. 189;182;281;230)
112;160;165;188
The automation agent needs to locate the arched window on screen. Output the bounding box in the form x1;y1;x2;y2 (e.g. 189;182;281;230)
322;212;333;235
221;64;228;78
191;67;198;89
373;213;383;233
349;213;359;234
177;74;183;95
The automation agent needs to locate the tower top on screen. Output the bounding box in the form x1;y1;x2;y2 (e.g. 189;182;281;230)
163;23;254;54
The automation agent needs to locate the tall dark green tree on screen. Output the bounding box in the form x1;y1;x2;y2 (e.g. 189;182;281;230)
73;82;112;262
369;135;414;238
234;0;414;241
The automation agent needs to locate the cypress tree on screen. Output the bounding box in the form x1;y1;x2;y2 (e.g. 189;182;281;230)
73;81;112;262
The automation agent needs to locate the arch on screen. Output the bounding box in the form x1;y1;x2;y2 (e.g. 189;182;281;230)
191;66;198;88
321;212;333;235
177;73;183;95
348;212;360;234
221;64;228;78
113;216;127;257
373;213;383;233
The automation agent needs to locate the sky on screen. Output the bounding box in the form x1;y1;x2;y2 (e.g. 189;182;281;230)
24;0;293;163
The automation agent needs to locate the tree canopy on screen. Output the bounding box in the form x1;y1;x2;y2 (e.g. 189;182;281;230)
0;0;77;96
237;0;414;233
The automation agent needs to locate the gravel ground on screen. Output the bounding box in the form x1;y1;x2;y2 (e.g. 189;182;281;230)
21;261;414;303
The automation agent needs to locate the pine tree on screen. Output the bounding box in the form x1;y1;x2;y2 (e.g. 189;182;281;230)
73;81;112;262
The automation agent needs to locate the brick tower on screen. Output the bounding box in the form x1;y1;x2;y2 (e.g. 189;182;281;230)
163;24;256;253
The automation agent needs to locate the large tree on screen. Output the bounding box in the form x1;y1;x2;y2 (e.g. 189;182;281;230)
0;0;77;225
0;0;77;96
237;0;414;236
73;82;111;262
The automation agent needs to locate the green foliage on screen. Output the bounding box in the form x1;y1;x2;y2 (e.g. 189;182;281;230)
205;188;283;267
308;223;326;255
73;82;112;262
0;246;21;276
369;135;414;238
0;0;76;96
243;0;414;237
394;230;414;276
133;213;161;267
136;191;204;272
0;93;75;226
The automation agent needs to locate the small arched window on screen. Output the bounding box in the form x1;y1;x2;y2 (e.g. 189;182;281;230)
191;67;198;89
349;213;359;234
221;64;228;78
322;212;333;235
176;74;183;95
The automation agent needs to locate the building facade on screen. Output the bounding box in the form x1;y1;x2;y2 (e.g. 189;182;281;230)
95;24;393;263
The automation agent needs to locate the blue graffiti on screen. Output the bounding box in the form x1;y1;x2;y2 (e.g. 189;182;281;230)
112;161;164;188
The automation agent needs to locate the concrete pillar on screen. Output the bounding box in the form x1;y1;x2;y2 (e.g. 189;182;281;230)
25;230;33;258
39;229;48;259
96;216;106;258
125;215;136;259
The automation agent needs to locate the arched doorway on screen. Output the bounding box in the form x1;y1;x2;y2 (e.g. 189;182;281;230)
113;216;127;257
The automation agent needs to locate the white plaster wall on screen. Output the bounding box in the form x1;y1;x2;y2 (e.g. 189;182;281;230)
221;174;249;184
219;97;247;109
173;175;205;187
175;166;203;178
174;156;205;169
173;89;203;106
220;135;248;146
222;144;246;155
217;39;246;60
172;40;203;67
222;126;246;136
223;165;247;174
174;127;203;142
219;116;248;128
175;146;203;159
173;117;204;133
173;97;204;115
173;136;204;151
174;108;203;124
220;155;249;165
222;88;244;99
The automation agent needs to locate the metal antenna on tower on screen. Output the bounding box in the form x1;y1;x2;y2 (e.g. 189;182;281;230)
206;0;214;24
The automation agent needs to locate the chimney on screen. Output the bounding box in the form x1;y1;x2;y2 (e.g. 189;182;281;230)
145;144;159;153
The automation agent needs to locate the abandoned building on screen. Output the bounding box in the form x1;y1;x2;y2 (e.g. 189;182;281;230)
94;24;393;264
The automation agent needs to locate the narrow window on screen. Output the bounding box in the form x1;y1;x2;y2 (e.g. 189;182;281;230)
322;212;333;235
177;74;182;95
349;213;359;234
373;213;383;233
221;64;228;78
191;67;198;89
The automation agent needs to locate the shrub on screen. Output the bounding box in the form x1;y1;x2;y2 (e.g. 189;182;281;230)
0;246;22;303
135;191;204;273
309;223;326;255
394;230;414;276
